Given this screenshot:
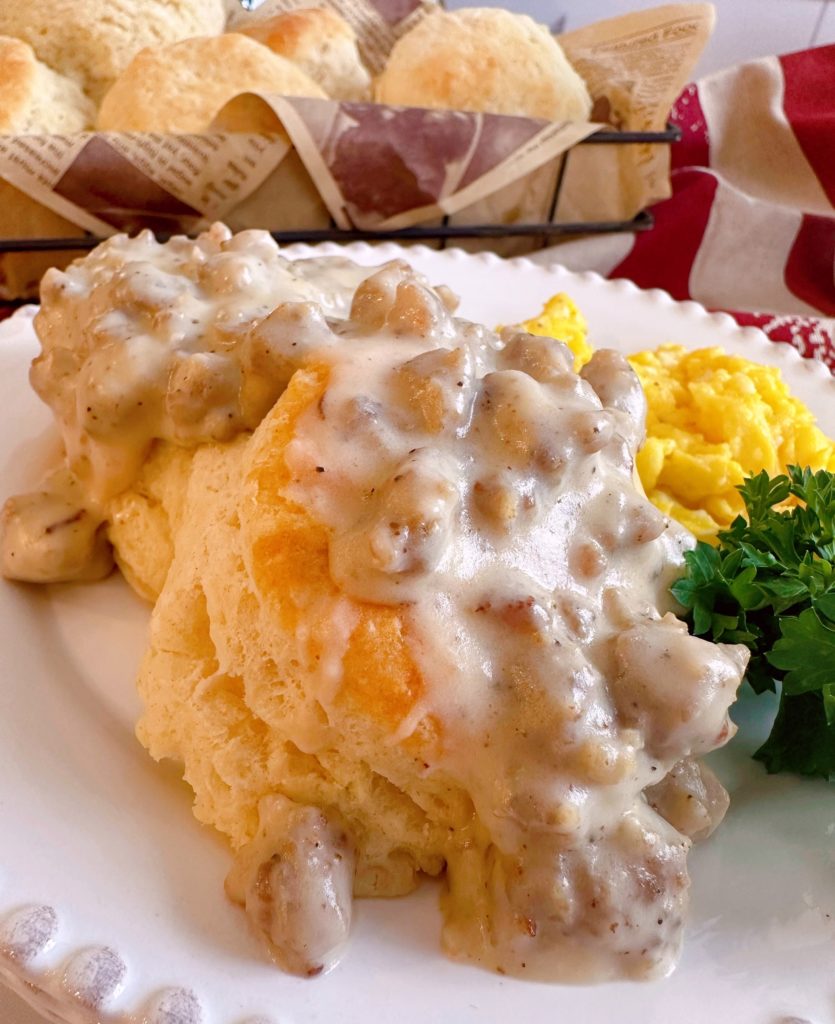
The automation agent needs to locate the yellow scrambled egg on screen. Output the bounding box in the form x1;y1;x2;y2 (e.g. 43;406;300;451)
520;295;835;543
519;293;593;372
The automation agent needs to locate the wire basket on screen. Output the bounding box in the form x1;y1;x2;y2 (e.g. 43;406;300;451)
0;124;680;257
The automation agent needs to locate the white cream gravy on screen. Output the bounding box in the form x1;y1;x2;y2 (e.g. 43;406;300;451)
239;261;749;980
0;228;749;983
1;224;408;581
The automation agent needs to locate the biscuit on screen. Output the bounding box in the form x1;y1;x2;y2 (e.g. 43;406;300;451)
97;33;327;132
0;182;86;301
0;0;227;103
134;263;746;981
375;7;592;121
8;230;746;981
136;375;451;889
0;36;95;133
237;7;371;101
106;443;195;602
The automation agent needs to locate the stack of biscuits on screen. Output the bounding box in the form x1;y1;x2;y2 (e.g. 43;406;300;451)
0;0;591;133
0;0;593;295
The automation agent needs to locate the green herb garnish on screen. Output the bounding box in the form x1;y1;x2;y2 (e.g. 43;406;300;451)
671;466;835;779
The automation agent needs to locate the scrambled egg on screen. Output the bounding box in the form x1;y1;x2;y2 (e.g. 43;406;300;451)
520;296;835;543
518;293;593;372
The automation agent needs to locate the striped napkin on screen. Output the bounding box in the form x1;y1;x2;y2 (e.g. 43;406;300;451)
539;43;835;371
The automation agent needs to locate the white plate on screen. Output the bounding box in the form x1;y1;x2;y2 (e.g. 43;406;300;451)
1;247;834;1024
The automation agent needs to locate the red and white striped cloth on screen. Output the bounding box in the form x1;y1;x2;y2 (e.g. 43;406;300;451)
541;44;835;370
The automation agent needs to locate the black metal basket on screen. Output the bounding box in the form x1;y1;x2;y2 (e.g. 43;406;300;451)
0;123;680;256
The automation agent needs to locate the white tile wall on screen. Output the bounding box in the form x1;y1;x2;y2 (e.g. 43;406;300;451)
445;0;832;76
814;0;835;43
1;2;831;1023
243;0;833;71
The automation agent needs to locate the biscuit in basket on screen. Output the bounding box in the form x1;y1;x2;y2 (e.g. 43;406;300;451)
0;36;93;298
97;33;327;132
375;7;592;121
236;7;371;101
0;36;95;133
0;182;86;301
0;0;227;102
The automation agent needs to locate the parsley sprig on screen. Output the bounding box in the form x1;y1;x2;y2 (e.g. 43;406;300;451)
671;466;835;779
